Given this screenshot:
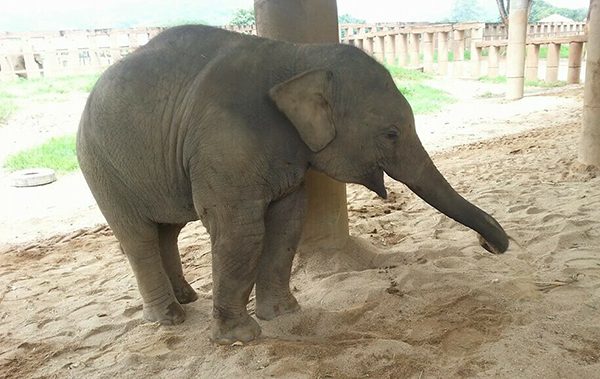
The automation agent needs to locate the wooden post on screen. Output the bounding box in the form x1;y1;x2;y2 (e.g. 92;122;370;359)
438;31;449;75
422;32;434;72
525;44;540;81
506;0;528;100
545;43;560;83
453;29;465;78
567;41;583;84
254;0;350;247
409;32;420;68
488;45;500;77
395;33;408;67
579;0;600;167
384;34;395;64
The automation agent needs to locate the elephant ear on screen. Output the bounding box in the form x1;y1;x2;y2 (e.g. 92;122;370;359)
269;70;336;152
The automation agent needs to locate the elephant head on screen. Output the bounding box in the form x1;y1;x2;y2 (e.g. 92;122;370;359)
269;46;509;254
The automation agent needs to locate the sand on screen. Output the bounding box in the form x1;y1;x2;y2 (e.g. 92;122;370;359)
1;85;599;378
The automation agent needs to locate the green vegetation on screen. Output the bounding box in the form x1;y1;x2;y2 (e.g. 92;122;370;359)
229;9;255;27
0;74;99;98
525;79;567;88
529;0;588;22
339;14;366;24
479;75;567;88
0;99;18;124
0;74;99;125
449;0;486;22
4;135;79;173
538;45;570;59
479;76;508;84
386;65;455;114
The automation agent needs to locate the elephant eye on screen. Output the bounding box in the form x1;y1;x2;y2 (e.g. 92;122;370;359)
385;128;399;140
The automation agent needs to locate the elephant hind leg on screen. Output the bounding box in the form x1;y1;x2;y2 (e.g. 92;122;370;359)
157;223;198;304
114;222;185;325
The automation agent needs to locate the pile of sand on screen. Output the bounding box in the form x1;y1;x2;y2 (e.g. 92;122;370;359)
1;104;599;377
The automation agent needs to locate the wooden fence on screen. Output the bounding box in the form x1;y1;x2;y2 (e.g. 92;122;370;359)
0;21;587;82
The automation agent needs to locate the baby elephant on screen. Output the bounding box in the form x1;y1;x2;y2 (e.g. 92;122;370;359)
77;25;508;344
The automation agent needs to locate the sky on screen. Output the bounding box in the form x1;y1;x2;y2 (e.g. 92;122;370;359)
0;0;591;32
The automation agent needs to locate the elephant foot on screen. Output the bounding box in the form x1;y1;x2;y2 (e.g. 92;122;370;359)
255;293;300;321
143;300;186;325
172;280;198;304
211;314;261;345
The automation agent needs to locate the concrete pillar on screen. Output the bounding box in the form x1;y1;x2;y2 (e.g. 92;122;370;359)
352;38;363;50
579;0;600;167
488;45;500;77
254;0;350;246
384;34;395;64
67;37;80;72
567;41;583;84
545;43;560;83
0;55;15;80
364;37;374;55
372;35;384;62
395;33;408;67
470;26;484;79
438;32;449;75
39;37;58;77
409;33;420;68
525;44;540;81
109;32;122;64
453;30;465;78
22;39;41;79
506;0;528;100
422;32;434;72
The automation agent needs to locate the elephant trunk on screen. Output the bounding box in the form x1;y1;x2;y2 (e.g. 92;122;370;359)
385;146;509;254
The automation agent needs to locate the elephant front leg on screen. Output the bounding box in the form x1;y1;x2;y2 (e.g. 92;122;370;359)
255;187;307;320
209;204;266;344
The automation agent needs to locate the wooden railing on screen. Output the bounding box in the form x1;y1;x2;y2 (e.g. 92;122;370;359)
0;21;587;82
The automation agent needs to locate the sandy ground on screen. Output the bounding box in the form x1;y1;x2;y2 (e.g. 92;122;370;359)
1;82;599;378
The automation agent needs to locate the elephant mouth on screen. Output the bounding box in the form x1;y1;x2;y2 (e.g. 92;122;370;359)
360;169;387;199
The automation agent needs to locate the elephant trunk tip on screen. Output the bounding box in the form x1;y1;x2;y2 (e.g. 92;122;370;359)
478;233;509;254
477;213;509;254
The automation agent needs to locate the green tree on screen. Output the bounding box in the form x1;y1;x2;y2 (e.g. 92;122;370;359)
529;0;588;22
229;9;255;26
450;0;485;22
338;13;366;24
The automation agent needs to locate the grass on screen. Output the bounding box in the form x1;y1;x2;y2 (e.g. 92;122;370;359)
525;79;567;88
0;99;18;125
386;65;455;114
0;74;99;125
479;76;508;84
538;45;570;59
479;75;567;88
3;135;79;173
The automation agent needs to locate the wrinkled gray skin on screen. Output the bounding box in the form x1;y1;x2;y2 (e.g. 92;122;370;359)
77;25;509;344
